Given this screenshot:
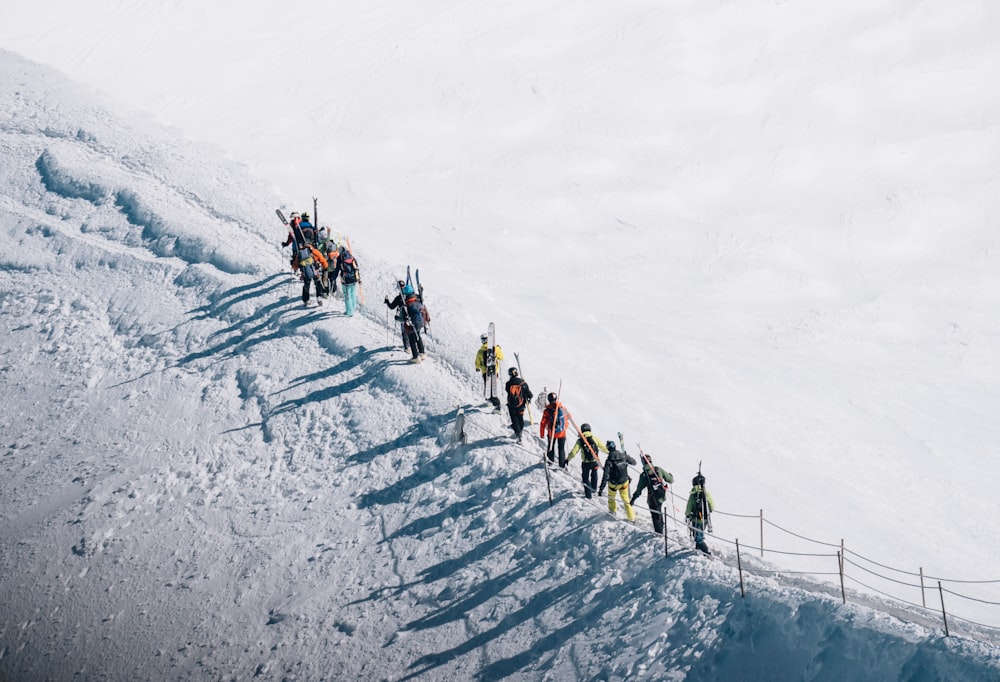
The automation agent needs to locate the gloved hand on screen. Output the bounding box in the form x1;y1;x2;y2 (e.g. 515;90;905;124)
384;295;390;304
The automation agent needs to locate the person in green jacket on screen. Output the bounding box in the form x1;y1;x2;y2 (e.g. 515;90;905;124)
566;423;609;498
631;458;674;535
685;473;715;555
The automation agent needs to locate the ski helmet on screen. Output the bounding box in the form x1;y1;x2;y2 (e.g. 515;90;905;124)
606;440;617;451
693;473;705;487
302;212;310;220
508;367;518;377
547;392;557;403
403;284;415;296
481;333;489;343
580;423;591;433
397;280;406;288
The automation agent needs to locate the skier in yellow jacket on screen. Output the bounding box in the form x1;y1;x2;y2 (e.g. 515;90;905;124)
474;333;505;411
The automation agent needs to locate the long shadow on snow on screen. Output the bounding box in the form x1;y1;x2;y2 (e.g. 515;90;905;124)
369;464;536;539
271;345;388;396
346;409;466;466
187;273;287;322
349;497;553;609
401;521;659;681
269;359;392;416
176;303;331;366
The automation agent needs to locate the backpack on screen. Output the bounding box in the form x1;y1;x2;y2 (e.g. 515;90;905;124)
406;299;425;332
608;452;630;485
690;487;710;528
580;434;601;465
340;255;358;284
507;380;525;408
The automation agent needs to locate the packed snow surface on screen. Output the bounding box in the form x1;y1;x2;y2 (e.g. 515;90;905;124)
2;1;1000;679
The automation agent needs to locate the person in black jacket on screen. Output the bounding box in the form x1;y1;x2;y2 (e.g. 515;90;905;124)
598;440;636;521
631;458;674;535
384;282;425;362
504;367;533;443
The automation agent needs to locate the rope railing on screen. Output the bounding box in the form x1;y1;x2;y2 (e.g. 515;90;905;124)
455;409;1000;642
842;548;926;578
760;517;844;549
712;509;759;519
940;587;1000;607
842;556;925;590
841;573;931;612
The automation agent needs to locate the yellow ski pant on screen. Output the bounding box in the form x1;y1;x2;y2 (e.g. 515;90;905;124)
607;481;635;522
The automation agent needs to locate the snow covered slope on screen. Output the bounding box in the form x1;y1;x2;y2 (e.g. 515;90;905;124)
2;51;1000;680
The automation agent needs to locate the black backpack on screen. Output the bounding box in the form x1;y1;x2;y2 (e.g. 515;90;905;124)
646;468;666;504
507;379;526;408
690;487;710;529
580;435;601;465
608;452;630;485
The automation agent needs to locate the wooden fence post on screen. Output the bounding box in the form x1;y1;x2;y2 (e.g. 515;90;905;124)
938;581;949;636
837;551;846;604
919;567;926;607
759;509;764;557
663;508;669;557
736;539;745;598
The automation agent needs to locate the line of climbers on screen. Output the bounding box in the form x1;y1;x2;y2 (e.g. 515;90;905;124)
280;207;435;367
281;209;712;552
474;332;716;555
281;211;362;313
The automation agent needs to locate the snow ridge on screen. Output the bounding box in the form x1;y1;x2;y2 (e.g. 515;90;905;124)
1;50;999;681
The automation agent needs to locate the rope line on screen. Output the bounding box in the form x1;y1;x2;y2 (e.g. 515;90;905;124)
841;556;924;590
761;518;842;548
940;587;1000;607
713;509;759;519
842;574;937;614
457;408;1000;636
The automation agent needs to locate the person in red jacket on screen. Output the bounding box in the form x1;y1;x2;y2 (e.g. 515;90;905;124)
538;392;568;468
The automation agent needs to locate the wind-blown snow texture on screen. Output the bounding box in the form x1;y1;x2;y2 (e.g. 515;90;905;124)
2;2;1000;680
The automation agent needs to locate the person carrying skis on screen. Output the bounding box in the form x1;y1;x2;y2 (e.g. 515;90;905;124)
597;440;636;522
504;367;533;443
685;472;715;555
384;282;425;362
317;228;339;297
475;334;505;411
297;240;328;306
385;281;411;352
538;392;568;468
332;245;361;316
298;211;317;245
631;457;675;535
567;423;609;498
281;212;303;271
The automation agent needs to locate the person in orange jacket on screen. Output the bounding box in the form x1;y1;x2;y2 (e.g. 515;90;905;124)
539;392;568;468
